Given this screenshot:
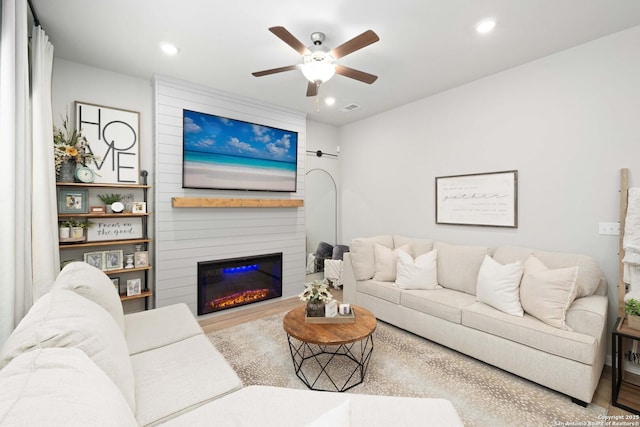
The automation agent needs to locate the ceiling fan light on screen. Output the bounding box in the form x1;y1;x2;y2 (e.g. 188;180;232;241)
301;61;336;83
301;51;336;83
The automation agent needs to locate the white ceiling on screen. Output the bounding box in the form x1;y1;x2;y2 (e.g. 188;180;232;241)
32;0;640;127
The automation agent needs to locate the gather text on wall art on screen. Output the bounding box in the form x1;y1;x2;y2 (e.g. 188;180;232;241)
75;101;140;184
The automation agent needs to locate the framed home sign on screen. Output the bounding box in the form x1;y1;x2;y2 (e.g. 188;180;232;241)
75;101;140;184
435;170;518;228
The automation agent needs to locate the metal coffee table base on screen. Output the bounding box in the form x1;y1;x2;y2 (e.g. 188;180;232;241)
286;334;374;392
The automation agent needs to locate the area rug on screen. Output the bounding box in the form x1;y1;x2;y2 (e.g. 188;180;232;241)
207;313;607;426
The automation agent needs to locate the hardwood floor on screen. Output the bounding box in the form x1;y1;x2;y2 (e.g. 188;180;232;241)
199;288;637;415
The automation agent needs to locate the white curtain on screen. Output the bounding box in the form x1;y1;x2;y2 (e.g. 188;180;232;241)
0;0;56;345
30;26;58;298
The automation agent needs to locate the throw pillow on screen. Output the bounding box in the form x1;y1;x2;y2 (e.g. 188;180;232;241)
475;255;524;316
433;241;490;294
332;244;350;260
373;243;411;282
305;400;351;427
395;250;438;290
520;255;579;330
349;235;394;281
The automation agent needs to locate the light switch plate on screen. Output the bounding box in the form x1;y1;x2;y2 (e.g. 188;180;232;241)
599;222;620;236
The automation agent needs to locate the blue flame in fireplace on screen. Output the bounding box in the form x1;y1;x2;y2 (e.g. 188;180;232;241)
223;264;258;274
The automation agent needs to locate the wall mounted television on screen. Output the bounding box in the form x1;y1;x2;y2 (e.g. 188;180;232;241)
182;109;298;192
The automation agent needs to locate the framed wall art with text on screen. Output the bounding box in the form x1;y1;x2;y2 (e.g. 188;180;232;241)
75;101;140;184
435;170;518;228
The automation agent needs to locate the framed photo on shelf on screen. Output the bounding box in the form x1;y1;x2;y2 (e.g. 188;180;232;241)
127;278;142;296
134;251;149;268
131;201;147;213
111;277;120;294
104;250;124;271
58;189;89;214
84;252;104;270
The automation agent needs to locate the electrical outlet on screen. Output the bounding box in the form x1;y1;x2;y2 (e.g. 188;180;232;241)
598;222;620;236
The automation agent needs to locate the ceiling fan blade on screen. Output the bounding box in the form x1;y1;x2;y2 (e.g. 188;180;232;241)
335;65;378;84
252;65;299;77
331;30;379;59
269;26;310;55
306;82;318;97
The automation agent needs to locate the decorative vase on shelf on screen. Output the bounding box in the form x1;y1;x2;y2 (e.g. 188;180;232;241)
124;253;135;269
306;300;325;317
57;159;76;182
59;227;70;240
70;227;85;241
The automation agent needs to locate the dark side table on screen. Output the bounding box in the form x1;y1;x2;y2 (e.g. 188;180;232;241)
612;317;640;414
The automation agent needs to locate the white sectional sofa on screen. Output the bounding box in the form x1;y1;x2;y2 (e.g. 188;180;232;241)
342;235;609;406
0;262;463;426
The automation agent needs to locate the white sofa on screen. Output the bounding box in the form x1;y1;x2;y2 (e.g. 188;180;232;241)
342;235;609;406
0;262;463;427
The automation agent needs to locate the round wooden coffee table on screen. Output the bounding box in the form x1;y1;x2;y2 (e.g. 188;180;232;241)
283;305;376;392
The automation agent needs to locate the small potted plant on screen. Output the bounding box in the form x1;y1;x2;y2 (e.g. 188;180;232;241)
59;218;90;242
299;279;333;317
97;193;123;213
625;297;640;330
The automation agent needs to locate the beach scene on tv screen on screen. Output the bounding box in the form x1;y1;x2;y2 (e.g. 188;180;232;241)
182;110;298;191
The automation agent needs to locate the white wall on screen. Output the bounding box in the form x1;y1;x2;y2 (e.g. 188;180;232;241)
52;59;154;175
339;26;640;328
305;120;340;255
52;59;154;313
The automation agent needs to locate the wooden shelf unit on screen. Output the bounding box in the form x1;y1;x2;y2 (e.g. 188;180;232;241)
59;238;151;250
56;182;150;189
56;172;153;309
119;290;153;302
58;212;151;219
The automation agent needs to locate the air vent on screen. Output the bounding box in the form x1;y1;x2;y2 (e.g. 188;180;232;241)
341;103;360;112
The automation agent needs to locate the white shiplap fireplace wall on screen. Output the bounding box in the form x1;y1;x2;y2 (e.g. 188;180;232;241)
153;75;307;317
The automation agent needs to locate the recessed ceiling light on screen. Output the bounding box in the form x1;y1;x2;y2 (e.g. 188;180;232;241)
324;97;336;106
475;18;496;34
159;42;179;55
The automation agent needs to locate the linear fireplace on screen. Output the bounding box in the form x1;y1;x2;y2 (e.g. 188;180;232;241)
197;252;283;315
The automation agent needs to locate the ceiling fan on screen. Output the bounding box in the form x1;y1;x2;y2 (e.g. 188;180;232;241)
252;26;379;97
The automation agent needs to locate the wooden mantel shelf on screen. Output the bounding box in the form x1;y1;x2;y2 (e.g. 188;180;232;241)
171;197;304;208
